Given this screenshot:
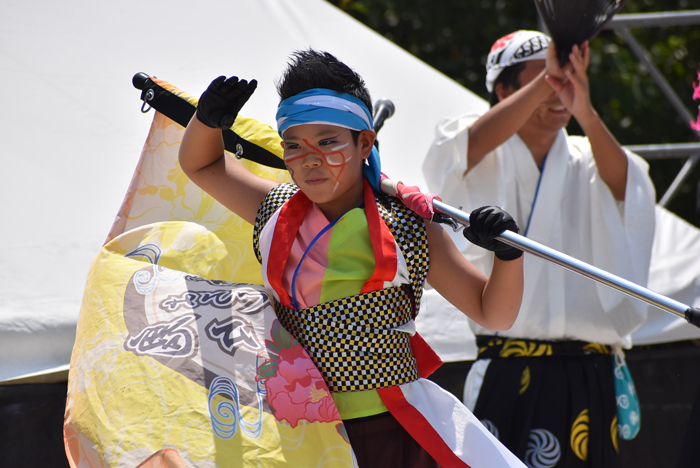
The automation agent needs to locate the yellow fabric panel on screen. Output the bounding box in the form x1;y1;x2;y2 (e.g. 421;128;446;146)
65;222;354;467
108;80;292;286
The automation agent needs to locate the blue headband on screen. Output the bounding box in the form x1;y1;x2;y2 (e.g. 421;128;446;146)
276;88;381;191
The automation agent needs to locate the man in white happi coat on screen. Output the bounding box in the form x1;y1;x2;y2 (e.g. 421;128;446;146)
421;30;656;467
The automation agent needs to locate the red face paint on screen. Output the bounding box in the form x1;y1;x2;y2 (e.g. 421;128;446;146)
285;138;352;187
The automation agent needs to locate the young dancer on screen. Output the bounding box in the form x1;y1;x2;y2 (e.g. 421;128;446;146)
179;49;525;468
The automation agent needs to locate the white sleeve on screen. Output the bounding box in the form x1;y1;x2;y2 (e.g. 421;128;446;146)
619;150;657;281
570;137;656;331
422;114;480;194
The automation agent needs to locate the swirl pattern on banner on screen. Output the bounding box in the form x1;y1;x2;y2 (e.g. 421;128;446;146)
208;375;265;440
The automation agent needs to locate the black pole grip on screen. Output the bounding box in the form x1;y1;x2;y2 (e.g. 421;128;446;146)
685;307;700;329
132;72;151;90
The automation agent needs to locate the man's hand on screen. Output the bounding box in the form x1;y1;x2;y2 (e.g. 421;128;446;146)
546;42;629;200
196;76;258;129
544;41;570;81
545;42;594;121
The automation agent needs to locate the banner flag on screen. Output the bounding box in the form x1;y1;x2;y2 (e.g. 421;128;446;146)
64;80;356;467
106;79;290;285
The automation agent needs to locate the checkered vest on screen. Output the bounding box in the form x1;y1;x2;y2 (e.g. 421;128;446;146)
254;183;429;392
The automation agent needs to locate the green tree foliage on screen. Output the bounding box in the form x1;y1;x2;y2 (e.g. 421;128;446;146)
329;0;700;225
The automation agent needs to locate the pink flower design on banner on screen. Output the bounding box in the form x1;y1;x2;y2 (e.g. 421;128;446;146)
256;320;340;428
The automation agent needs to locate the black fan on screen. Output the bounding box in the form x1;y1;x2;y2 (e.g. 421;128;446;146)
534;0;628;65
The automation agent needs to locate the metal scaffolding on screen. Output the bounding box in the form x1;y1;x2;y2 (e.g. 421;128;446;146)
604;10;700;207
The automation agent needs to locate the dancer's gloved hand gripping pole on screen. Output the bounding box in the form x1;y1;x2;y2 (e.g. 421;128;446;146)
463;206;522;262
431;199;700;328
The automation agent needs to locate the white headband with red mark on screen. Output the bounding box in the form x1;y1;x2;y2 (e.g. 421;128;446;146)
485;30;551;93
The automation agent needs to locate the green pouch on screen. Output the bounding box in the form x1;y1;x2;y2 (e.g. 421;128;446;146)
612;346;640;440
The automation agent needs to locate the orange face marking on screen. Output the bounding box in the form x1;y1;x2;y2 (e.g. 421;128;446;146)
285;138;351;186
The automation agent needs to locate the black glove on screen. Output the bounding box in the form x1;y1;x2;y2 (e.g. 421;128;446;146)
463;206;522;261
196;76;258;129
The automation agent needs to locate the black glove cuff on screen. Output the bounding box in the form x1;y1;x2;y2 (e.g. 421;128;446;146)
195;108;218;129
495;246;523;261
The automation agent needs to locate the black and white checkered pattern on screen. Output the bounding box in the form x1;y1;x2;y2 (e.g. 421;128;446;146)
253;183;299;264
275;286;419;392
374;191;429;311
253;186;430;392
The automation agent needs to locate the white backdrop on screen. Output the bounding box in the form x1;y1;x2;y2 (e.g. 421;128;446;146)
0;0;487;381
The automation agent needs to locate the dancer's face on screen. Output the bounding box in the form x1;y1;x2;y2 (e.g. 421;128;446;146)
281;124;375;219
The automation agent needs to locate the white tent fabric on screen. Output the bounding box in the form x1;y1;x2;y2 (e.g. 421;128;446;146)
0;0;487;381
632;206;700;345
